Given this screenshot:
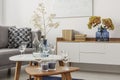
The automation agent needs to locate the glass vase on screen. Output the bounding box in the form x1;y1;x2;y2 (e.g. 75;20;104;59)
96;28;103;41
96;28;109;41
32;33;40;52
102;28;109;41
43;39;47;47
39;37;49;57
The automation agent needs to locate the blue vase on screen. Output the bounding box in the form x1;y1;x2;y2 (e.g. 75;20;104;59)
96;28;109;41
43;39;47;46
96;28;103;41
102;28;109;41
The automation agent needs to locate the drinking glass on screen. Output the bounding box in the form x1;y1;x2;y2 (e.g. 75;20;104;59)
48;60;56;71
19;42;27;56
41;61;48;71
33;52;43;70
50;43;56;55
61;50;69;70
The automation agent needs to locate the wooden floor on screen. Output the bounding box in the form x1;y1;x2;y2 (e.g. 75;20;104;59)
0;65;120;80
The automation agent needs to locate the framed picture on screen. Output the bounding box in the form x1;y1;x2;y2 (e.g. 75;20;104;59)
51;0;93;18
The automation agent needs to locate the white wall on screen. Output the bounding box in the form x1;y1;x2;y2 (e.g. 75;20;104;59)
3;0;40;27
3;0;120;43
0;0;3;24
94;0;120;38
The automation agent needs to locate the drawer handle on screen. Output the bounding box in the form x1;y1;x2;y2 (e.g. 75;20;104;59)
80;52;105;54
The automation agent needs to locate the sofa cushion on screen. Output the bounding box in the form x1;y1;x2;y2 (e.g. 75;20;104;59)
8;27;32;48
0;26;9;48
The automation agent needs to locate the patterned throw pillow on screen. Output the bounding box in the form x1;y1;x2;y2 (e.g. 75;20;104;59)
8;27;32;48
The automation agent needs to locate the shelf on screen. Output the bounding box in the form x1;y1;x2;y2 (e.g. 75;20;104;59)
56;37;120;43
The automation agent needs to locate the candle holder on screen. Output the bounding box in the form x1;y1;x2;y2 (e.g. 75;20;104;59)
41;61;48;71
48;60;56;71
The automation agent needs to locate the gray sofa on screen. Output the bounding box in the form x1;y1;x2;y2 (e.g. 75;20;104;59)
0;26;41;70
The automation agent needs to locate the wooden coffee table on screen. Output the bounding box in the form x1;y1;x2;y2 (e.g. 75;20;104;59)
25;66;80;80
9;54;62;80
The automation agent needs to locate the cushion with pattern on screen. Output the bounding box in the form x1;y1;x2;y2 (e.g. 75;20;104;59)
8;27;32;48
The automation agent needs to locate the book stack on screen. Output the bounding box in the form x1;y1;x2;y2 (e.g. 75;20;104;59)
62;29;74;41
75;34;86;41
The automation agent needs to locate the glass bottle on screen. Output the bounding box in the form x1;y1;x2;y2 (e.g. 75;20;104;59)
32;33;40;52
39;38;43;53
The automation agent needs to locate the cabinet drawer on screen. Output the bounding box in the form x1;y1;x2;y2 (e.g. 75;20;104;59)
79;43;106;64
79;43;105;53
57;42;80;62
105;43;120;65
80;52;106;64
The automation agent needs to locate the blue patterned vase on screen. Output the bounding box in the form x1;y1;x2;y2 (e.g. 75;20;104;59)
96;28;103;41
102;28;109;41
96;28;109;41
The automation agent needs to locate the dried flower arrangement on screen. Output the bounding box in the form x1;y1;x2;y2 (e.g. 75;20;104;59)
31;1;59;38
87;16;114;30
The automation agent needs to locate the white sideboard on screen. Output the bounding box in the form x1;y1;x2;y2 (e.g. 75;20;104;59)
57;42;80;63
57;39;120;65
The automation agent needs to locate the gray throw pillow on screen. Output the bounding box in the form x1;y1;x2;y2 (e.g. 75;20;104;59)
8;27;32;48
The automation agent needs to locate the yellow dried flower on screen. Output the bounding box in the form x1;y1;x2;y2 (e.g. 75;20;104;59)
87;16;114;30
102;18;114;30
88;16;101;29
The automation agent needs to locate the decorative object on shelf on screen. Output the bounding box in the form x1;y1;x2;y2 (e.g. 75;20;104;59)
87;16;114;41
62;29;74;41
96;27;109;41
102;28;109;41
74;34;87;41
31;1;59;39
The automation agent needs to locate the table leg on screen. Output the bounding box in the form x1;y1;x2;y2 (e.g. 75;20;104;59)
34;77;42;80
29;61;32;66
59;61;68;80
64;72;72;80
61;73;66;80
29;61;33;80
14;61;22;80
